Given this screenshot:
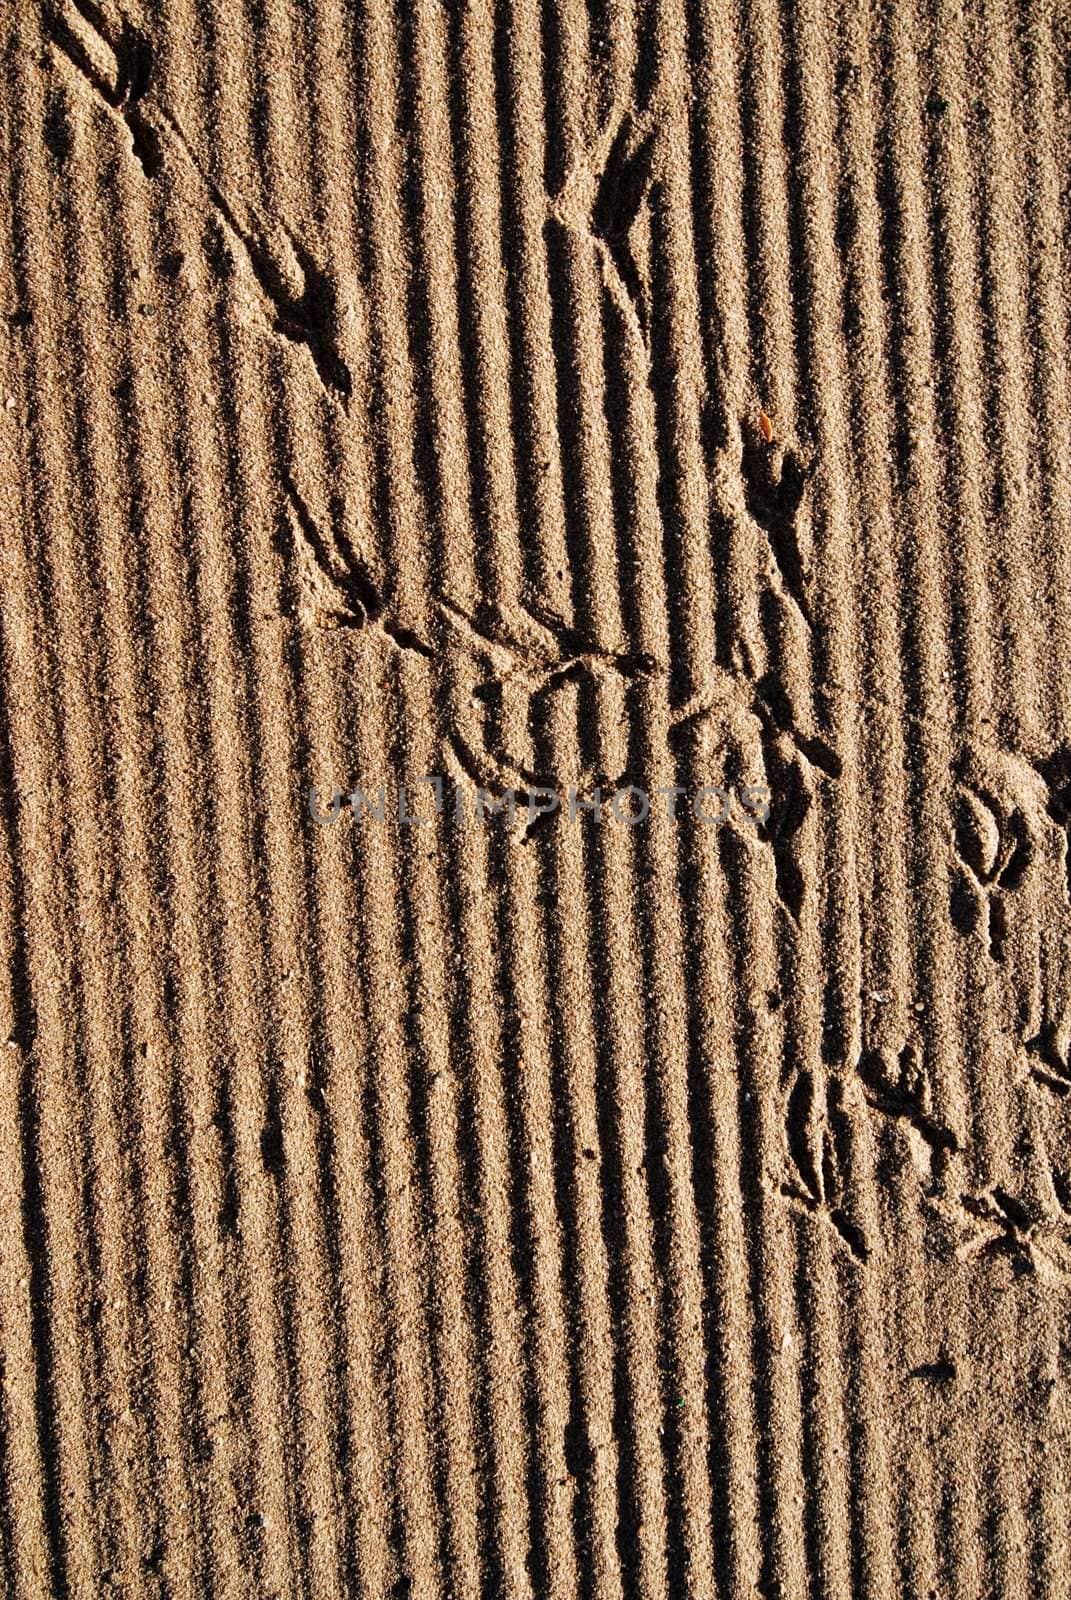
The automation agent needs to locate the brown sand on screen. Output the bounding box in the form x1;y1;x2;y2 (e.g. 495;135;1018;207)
2;0;1071;1595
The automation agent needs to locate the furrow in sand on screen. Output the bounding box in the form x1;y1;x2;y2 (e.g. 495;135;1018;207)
685;0;812;1591
101;0;308;1585
0;49;50;1600
736;3;856;1597
680;0;781;1589
743;7;861;1597
41;3;376;1574
347;0;503;1587
0;850;47;1598
366;30;492;1597
331;713;448;1598
392;6;513;1597
779;5;912;1599
968;7;1067;1589
215;242;347;1600
712;779;805;1600
92;153;251;1600
927;4;1040;1591
1017;12;1071;1583
280;0;429;1589
502;4;641;1592
828;0;952;1592
874;0;971;1183
1018;0;1071;1128
496;0;574;619
580;2;752;1588
1020;0;1071;741
47;94;208;1597
519;746;627;1600
4;43;157;1593
542;227;677;1600
38;11;282;1591
200;0;461;1580
0;227;66;1600
538;0;736;1585
496;1;707;1591
272;441;400;1598
286;408;437;1595
878;1;998;1592
399;1;585;1592
202;0;370;1590
434;0;639;1584
425;771;538;1599
490;0;639;1587
956;0;1046;1054
515;217;633;1600
0;631;84;1600
572;9;699;1589
967;0;1040;752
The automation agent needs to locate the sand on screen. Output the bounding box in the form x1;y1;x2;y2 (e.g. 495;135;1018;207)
2;0;1070;1595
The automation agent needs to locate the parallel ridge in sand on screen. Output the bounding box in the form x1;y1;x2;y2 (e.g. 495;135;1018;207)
2;0;1070;1595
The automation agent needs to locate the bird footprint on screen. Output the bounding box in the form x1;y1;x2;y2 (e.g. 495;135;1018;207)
780;1068;869;1261
952;780;1032;961
934;1185;1071;1285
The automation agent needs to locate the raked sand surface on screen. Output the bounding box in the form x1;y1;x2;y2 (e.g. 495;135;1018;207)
2;1;1071;1595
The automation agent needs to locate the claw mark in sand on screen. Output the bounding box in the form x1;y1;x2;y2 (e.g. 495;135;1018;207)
855;1040;958;1181
669;648;841;924
282;473;431;658
756;749;813;926
549;105;661;361
951;771;1033;962
1032;744;1071;902
444;729;566;845
46;0;162;176
669;724;812;926
589;114;658;336
779;1068;870;1262
740;413;813;629
439;594;658;706
934;1186;1071;1285
283;480;660;706
48;1;353;403
909;1351;956;1383
751;671;842;779
1023;1022;1071;1098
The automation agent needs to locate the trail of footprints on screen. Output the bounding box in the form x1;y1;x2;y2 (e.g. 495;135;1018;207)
48;3;834;892
779;1040;959;1266
779;1033;1071;1283
46;2;1071;1287
281;437;835;880
49;0;355;401
773;734;1071;1273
